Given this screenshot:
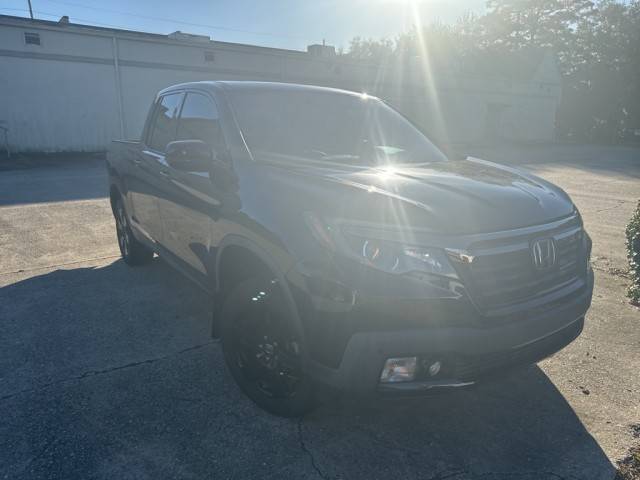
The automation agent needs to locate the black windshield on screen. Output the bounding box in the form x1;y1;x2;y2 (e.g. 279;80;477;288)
228;89;447;165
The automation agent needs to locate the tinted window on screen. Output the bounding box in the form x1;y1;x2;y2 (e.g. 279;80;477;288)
148;93;183;152
176;93;225;150
227;90;447;166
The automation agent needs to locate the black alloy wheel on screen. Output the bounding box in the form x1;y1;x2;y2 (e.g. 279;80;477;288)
220;277;316;416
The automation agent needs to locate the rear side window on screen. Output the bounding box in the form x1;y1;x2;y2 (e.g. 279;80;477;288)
176;92;225;151
148;93;183;152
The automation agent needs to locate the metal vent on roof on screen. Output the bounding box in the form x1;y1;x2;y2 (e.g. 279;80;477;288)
307;43;336;58
24;32;41;46
168;31;210;43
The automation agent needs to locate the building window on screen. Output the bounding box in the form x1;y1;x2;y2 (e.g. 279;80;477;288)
24;32;41;46
204;50;215;62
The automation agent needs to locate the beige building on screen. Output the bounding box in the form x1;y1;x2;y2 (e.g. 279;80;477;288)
0;14;562;153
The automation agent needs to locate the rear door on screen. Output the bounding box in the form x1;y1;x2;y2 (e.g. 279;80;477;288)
157;91;226;280
130;92;183;244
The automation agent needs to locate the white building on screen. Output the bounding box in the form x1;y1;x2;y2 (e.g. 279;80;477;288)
0;14;562;153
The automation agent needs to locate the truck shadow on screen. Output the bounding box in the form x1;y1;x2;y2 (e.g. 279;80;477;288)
305;370;615;479
0;259;614;479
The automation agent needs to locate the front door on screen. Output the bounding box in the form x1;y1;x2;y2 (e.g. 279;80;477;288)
158;91;226;281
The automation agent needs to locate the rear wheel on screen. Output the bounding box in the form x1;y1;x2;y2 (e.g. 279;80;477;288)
113;197;153;266
220;278;317;417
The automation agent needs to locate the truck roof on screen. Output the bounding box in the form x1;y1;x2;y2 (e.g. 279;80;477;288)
158;81;373;100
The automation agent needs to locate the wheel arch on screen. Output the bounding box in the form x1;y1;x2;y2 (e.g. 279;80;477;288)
214;235;303;342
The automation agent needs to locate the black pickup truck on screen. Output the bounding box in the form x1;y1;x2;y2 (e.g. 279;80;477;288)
107;81;593;416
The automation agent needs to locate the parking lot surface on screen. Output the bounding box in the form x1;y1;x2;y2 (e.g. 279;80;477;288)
1;145;639;479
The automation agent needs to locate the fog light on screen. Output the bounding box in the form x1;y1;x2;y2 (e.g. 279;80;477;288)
380;357;417;383
428;360;442;377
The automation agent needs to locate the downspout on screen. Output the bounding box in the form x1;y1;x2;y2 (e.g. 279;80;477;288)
112;36;126;139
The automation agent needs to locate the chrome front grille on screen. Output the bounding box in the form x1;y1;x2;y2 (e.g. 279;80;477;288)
453;217;586;314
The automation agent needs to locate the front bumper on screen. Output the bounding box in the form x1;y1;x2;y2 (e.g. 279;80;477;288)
306;268;593;395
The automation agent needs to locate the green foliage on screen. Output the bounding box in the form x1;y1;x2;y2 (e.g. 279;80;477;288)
626;200;640;304
345;20;480;66
482;0;597;51
344;0;640;144
346;37;395;61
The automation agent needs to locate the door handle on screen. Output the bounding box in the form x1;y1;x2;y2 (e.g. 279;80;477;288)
159;170;171;179
132;157;142;166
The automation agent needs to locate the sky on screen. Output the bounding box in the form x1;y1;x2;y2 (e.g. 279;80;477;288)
1;0;486;51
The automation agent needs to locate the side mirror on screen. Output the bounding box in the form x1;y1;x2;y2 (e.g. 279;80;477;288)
165;140;214;173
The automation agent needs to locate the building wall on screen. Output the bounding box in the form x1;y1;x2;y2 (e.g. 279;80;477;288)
0;16;562;153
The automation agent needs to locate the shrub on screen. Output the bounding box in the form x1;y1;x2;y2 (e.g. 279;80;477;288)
626;199;640;305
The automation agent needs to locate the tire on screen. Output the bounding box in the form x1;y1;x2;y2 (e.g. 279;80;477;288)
220;277;317;417
113;197;154;266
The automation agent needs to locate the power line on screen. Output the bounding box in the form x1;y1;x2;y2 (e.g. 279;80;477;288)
1;5;311;46
40;0;307;40
0;8;163;31
0;8;31;14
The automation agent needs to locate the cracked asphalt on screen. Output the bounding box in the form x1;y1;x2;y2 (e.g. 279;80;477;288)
1;145;639;479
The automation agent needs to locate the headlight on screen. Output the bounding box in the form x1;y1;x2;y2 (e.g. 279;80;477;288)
349;235;456;276
305;213;457;277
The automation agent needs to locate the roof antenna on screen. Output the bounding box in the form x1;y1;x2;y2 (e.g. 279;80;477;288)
27;0;34;19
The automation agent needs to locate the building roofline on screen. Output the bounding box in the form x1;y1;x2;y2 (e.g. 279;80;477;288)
0;14;559;84
0;13;310;56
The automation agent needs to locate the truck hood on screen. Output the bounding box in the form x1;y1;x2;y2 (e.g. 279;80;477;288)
256;155;575;234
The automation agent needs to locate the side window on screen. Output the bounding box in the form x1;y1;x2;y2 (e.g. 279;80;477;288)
148;93;183;152
176;93;225;151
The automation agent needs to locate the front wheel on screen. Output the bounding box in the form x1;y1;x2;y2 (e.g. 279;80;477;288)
220;278;317;417
113;197;154;266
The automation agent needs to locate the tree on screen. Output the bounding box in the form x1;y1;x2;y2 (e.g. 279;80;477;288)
344;37;395;61
560;0;640;141
344;0;640;143
482;0;597;68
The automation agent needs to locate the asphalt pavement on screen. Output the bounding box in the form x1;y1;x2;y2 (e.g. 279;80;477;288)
1;144;638;479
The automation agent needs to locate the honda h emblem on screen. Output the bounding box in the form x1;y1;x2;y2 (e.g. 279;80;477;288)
532;238;556;269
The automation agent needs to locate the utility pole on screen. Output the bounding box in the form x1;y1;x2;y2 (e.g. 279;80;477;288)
27;0;34;19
